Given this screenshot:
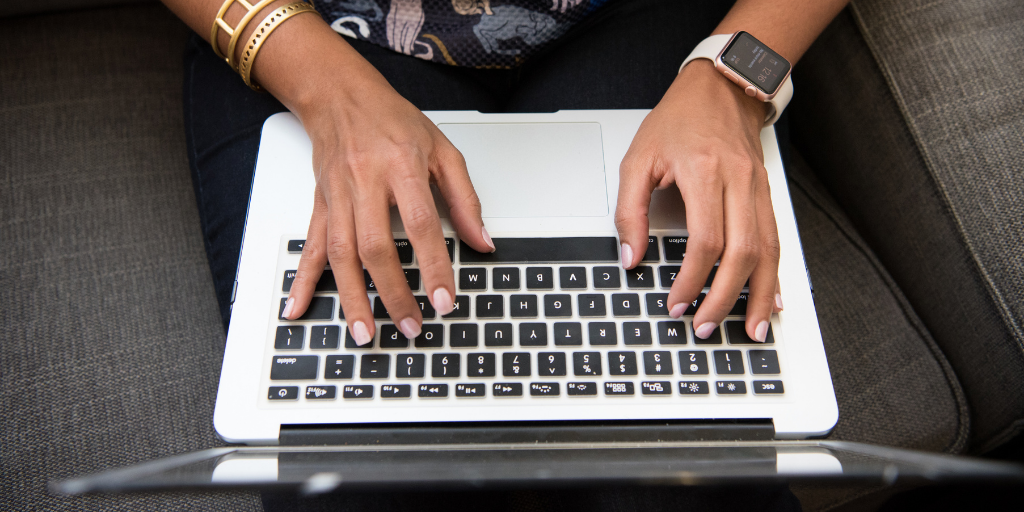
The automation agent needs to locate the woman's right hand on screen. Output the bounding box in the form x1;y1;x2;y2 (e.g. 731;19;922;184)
260;15;494;343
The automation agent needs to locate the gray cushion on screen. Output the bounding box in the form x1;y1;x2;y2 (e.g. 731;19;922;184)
0;4;260;510
0;0;153;19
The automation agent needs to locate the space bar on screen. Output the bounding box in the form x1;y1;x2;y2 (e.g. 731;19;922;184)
459;237;619;263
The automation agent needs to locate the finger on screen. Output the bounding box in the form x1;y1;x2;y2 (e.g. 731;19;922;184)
394;168;456;316
319;183;376;345
432;141;494;253
743;181;781;341
352;187;422;339
284;186;329;320
614;153;658;270
667;176;724;324
773;278;784;313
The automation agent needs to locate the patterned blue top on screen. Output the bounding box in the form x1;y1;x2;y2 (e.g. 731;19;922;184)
312;0;609;68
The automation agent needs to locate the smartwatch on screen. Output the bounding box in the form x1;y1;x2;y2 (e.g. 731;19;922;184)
679;32;794;126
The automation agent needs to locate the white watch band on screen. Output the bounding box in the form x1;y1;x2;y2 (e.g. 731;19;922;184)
679;34;793;126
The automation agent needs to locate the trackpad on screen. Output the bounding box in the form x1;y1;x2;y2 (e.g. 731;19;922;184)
439;122;608;218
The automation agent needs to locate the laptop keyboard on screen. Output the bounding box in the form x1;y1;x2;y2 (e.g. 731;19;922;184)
264;234;785;407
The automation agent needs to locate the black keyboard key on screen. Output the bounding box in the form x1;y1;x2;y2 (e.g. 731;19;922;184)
611;293;641;316
476;295;504;318
493;383;523;397
404;269;421;291
526;267;554;289
642;236;660;262
308;325;339;350
658;321;688;345
460;237;618;263
503;352;531;377
287;239;305;253
577;294;607;317
345;327;374;349
380;324;409;348
414;295;436;319
467;353;496;377
678;351;709;375
305;385;336;400
588;322;618;346
493;267;520;290
459;268;487;290
269;386;298;400
605;382;635;396
646;293;669;317
553;322;583;346
363;270;376;292
415;324;444;348
360;354;390;379
418;383;448;398
530;382;560;397
663;236;687;262
372;296;390;320
608;351;638;375
641;381;671;395
443;295;471;319
749;350;781;374
705;266;718;288
270;355;318;380
343;385;373;399
658;266;677;289
510;295;538;318
450;323;478;347
679;381;710;395
324;355;355;379
567;382;598;396
381;384;412;398
275;326;305;350
726;320;775;344
543;294;573;317
716;381;747;395
713;350;744;374
279;297;333;321
484;323;513;347
519;323;548;346
432;353;460;378
282;269;338;293
593;266;622;289
393;239;413;264
692;322;723;345
455;383;486;397
559;267;587;289
626;266;655;289
538;352;567;376
643;351;673;375
444;238;454;262
622;322;653;345
729;293;749;316
573;352;602;376
281;270;296;293
396;353;425;378
753;380;785;394
681;293;707;316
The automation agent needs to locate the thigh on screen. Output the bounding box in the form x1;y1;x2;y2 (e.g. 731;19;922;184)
509;0;736;111
184;34;502;329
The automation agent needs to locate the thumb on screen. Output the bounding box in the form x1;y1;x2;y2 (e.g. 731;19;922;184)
433;142;495;254
614;156;657;269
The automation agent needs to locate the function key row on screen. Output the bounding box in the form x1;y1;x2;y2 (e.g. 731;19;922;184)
268;379;784;400
288;238;453;264
270;349;780;380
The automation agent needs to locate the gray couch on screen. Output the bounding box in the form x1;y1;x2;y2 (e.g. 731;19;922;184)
1;0;1021;510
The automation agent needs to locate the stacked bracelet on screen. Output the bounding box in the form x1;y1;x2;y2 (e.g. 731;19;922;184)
237;2;317;91
209;0;277;67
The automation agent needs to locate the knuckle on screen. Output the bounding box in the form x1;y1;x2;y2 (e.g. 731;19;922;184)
730;237;761;265
762;234;782;260
690;233;725;258
402;202;440;234
357;232;393;262
326;234;357;261
300;237;326;262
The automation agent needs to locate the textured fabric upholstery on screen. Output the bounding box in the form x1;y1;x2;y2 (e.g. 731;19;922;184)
0;5;261;511
791;3;1024;452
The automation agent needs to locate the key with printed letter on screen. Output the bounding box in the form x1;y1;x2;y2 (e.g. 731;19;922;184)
592;266;621;289
476;295;504;318
553;322;583;346
544;294;572;317
503;352;531;377
493;267;520;290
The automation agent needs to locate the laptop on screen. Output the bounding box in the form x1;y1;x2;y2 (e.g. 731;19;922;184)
53;110;1024;494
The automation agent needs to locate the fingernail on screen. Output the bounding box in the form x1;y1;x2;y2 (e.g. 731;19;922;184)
282;297;295;318
775;293;784;310
432;287;454;316
352;320;372;346
400;317;421;339
755;320;769;343
669;303;687;318
481;226;495;252
695;322;717;339
621;243;633;268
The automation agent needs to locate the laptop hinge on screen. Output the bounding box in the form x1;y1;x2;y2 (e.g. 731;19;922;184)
279;419;775;446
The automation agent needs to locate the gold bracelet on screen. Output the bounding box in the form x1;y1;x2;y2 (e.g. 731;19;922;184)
238;2;317;91
208;0;278;69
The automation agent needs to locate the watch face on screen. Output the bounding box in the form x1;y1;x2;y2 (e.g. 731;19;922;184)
721;32;791;95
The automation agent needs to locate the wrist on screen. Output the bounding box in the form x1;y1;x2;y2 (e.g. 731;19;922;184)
674;60;769;130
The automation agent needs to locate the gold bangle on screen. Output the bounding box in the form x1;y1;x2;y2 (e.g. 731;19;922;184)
238;2;317;91
208;0;279;68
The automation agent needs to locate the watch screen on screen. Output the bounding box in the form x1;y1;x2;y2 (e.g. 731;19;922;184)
721;32;791;94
